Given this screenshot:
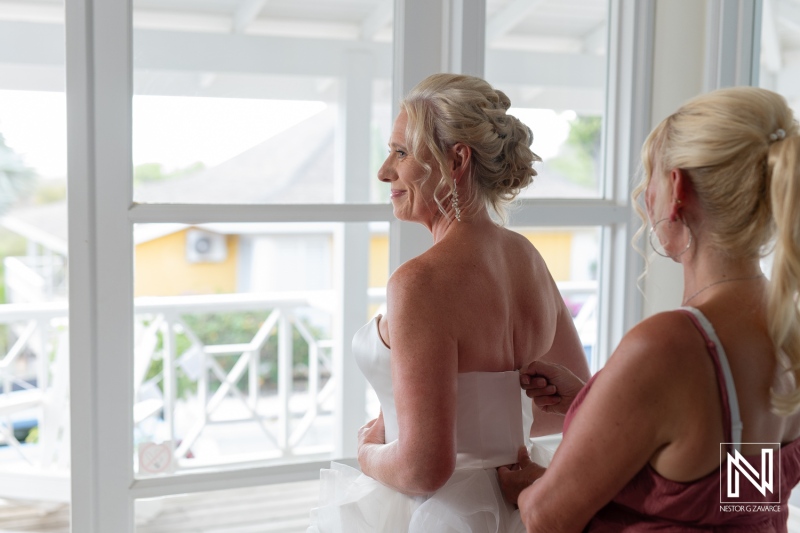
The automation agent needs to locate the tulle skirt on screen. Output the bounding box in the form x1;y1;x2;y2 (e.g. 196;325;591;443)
307;445;553;532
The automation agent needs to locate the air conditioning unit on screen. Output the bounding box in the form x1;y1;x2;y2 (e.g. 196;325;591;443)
186;229;227;263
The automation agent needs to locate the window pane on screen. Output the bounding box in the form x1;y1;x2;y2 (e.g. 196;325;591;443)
511;226;601;370
485;0;609;198
131;2;393;205
132;222;387;476
758;0;800;114
0;1;70;523
758;0;799;283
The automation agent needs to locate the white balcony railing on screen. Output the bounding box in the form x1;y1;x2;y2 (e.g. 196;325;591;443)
0;292;338;501
3;255;67;304
0;281;598;502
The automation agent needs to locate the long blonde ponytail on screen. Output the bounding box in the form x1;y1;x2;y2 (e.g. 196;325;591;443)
767;135;800;415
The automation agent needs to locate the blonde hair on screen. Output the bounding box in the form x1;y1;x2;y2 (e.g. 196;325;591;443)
401;73;541;223
634;86;800;414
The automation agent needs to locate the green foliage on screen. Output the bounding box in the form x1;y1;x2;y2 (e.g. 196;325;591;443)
33;179;67;204
143;311;325;400
547;115;603;188
566;115;602;159
0;132;37;216
134;161;206;187
183;312;269;345
24;426;38;444
0;228;27;307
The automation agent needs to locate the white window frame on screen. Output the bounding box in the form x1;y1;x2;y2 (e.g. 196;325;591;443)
704;0;763;90
62;1;734;531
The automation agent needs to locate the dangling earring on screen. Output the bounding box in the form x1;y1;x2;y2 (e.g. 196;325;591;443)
451;183;462;222
649;218;692;258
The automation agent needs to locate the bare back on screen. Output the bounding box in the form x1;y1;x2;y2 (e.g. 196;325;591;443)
378;221;581;374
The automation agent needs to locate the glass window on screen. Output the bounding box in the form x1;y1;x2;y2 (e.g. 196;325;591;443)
61;0;653;529
485;0;609;198
133;222;387;475
131;2;393;205
0;1;70;522
758;0;800;114
758;0;799;280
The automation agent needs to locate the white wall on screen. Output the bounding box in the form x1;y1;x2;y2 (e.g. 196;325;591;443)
642;0;708;317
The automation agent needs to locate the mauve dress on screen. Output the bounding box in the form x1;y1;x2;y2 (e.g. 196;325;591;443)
563;307;800;532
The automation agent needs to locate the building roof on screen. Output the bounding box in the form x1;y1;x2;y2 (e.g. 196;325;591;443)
1;107;338;250
134;107;336;204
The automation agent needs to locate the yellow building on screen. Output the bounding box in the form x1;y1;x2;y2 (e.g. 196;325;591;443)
134;228;240;297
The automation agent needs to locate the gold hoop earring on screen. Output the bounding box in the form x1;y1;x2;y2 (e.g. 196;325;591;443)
649;218;692;259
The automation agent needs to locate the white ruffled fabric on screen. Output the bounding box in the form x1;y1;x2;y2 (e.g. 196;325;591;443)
308;444;553;533
307;462;521;533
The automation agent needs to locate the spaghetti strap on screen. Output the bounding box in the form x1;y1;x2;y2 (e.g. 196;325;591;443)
679;307;743;452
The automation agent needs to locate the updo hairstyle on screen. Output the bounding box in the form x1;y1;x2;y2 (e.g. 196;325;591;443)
400;73;541;222
635;86;800;414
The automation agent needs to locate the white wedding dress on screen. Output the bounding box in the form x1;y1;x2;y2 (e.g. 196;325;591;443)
308;316;549;532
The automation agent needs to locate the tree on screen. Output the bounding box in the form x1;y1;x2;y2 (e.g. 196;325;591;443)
134;161;205;187
0;132;36;216
566;115;602;161
547;115;603;188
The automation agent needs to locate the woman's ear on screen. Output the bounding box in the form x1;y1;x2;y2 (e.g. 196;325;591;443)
668;168;691;221
450;143;472;184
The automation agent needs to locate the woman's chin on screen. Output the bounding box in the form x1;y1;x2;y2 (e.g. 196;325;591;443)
390;203;410;221
392;209;412;222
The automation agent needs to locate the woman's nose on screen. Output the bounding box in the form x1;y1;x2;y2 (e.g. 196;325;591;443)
377;157;392;182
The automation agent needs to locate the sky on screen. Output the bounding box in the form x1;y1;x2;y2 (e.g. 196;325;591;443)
0;90;326;179
0;89;571;180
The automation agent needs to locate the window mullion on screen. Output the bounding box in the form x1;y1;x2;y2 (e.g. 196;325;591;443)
704;0;762;90
445;0;486;76
596;0;655;365
332;50;372;458
67;0;135;531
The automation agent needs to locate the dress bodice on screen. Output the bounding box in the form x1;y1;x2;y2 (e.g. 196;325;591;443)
352;316;533;469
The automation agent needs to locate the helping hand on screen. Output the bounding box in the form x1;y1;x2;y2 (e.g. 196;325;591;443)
357;411;385;473
497;446;547;506
520;360;586;416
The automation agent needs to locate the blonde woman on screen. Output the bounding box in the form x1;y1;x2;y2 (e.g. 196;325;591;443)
498;87;800;532
307;73;590;532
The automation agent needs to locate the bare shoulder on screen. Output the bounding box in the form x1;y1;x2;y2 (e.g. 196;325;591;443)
605;310;704;384
389;254;438;289
502;226;540;257
387;254;449;310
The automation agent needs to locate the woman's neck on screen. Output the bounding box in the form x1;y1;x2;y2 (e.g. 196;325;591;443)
680;244;764;306
430;208;495;243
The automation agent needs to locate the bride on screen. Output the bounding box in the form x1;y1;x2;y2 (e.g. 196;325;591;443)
308;73;590;532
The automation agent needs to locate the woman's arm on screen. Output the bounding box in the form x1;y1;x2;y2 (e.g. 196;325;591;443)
518;316;688;532
529;298;591;436
357;261;459;495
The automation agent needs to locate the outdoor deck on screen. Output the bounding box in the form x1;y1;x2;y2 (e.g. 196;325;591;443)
0;479;319;532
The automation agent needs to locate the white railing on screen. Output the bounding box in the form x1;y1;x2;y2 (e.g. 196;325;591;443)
0;280;598;500
0;292;338;490
132;293;337;473
3;256;67;304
